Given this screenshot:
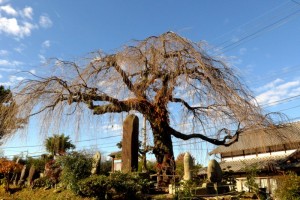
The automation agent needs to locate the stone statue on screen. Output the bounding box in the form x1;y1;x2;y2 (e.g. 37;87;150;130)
183;152;193;181
91;151;101;175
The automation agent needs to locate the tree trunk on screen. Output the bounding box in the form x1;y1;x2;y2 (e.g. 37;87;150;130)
151;124;175;187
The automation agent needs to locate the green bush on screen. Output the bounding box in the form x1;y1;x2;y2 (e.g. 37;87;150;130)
56;151;93;193
78;175;108;199
110;172;141;198
99;160;112;176
274;171;300;200
77;172;153;199
27;156;50;173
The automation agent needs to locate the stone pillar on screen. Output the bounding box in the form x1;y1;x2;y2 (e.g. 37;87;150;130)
18;165;27;185
121;114;139;173
183;152;193;181
91;151;101;175
111;157;115;172
27;165;36;186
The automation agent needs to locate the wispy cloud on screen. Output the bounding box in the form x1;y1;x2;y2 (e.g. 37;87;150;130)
39;14;52;28
22;6;33;19
0;49;9;56
0;75;24;87
239;47;247;55
14;44;26;53
255;79;300;106
0;59;22;67
0;68;18;72
42;40;51;48
39;54;46;64
255;78;284;92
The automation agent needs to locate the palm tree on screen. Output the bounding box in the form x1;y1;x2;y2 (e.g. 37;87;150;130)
45;134;75;156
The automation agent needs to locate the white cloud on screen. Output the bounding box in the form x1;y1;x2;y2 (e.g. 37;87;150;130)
0;17;36;38
100;124;122;131
0;75;24;87
42;40;51;48
256;79;300;106
0;59;22;67
10;75;24;81
0;74;2;79
22;6;33;19
39;54;46;63
0;4;48;39
0;4;18;16
14;44;26;53
39;15;52;28
29;69;36;74
0;67;18;72
0;49;9;56
255;78;284;92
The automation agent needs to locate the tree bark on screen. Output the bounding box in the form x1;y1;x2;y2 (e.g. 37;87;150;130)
151;124;175;186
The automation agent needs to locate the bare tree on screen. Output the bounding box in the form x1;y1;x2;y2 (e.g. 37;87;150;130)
11;32;277;175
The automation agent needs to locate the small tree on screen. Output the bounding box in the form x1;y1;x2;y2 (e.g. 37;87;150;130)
57;151;93;193
0;158;22;191
175;153;186;178
274;171;300;200
45;134;75;156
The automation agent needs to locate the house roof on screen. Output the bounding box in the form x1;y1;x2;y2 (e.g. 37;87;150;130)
108;151;122;158
209;122;300;155
198;154;288;175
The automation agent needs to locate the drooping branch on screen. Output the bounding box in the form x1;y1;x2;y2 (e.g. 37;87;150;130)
169;124;242;146
170;97;223;112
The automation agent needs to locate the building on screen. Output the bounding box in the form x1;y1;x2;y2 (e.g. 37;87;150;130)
201;122;300;195
108;151;122;172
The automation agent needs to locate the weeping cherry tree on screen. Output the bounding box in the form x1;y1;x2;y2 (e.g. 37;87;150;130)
10;32;279;175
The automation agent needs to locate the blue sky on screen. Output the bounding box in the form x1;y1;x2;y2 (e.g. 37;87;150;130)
1;0;300;164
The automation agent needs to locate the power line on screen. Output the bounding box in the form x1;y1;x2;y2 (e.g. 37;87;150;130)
213;2;300;53
219;9;300;53
1;134;121;149
210;1;293;46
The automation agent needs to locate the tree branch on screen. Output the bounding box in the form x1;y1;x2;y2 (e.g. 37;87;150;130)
104;54;139;96
170;97;223;111
93;102;131;115
169;125;242;146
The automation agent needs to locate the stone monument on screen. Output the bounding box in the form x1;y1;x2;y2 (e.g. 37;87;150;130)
91;151;101;175
121;114;139;173
183;152;193;181
18;165;27;185
27;165;36;186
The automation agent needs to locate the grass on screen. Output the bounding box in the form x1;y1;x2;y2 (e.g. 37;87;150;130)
0;186;93;200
